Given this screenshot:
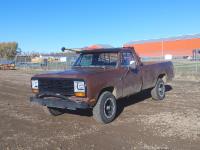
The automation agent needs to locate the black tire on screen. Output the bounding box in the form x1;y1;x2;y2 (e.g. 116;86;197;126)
43;107;64;116
93;91;117;124
151;78;166;100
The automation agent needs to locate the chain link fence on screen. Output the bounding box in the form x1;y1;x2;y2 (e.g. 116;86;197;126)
172;59;200;81
0;54;78;74
142;57;200;78
1;55;200;77
15;55;77;74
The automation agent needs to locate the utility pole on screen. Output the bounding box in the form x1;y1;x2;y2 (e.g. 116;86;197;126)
162;40;164;59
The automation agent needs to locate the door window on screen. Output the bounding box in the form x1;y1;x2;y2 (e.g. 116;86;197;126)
121;52;135;66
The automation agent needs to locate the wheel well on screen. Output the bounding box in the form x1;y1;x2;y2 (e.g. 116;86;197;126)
158;74;165;79
97;87;114;99
158;74;167;82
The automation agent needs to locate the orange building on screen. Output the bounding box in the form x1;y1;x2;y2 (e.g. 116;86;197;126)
83;44;113;50
123;34;200;57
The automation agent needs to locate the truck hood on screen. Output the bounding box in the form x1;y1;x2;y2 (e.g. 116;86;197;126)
33;67;114;79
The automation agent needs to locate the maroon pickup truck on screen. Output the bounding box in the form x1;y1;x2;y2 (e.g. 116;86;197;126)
30;47;174;123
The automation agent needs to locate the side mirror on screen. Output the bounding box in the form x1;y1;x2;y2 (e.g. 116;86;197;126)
129;60;137;69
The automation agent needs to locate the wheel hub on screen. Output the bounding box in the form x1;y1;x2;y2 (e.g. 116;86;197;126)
158;83;165;97
104;98;115;118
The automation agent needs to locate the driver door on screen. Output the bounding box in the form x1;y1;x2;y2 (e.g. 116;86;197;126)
120;51;143;97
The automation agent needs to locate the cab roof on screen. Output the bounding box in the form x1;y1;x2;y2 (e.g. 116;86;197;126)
80;47;134;53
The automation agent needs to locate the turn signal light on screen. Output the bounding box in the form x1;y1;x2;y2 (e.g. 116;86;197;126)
32;89;39;94
75;92;86;97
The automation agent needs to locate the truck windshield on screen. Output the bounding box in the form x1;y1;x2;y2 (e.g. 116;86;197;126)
74;52;118;67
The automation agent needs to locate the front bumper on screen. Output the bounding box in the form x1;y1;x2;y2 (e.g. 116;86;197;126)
30;95;91;110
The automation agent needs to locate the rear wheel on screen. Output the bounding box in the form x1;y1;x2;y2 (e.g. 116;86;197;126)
44;107;64;116
93;91;117;124
151;78;166;100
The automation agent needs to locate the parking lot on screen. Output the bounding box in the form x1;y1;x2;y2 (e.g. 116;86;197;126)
0;70;200;150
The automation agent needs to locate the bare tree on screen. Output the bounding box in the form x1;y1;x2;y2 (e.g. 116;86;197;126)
0;42;18;58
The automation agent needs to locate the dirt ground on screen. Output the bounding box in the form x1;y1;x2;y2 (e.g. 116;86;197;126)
0;70;199;150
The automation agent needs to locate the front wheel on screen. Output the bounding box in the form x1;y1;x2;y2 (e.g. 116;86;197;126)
93;91;117;124
151;78;166;100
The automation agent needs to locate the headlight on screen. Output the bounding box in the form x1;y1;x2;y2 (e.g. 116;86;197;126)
31;80;39;89
74;81;85;92
74;81;86;97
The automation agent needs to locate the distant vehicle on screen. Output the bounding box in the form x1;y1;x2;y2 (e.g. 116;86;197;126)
30;47;174;124
164;54;173;60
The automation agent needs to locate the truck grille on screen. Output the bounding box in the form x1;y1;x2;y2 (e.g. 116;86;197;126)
38;78;74;96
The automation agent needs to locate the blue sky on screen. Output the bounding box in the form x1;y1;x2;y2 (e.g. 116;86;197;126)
0;0;200;53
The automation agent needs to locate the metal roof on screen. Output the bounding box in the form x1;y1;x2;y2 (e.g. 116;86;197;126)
125;33;200;45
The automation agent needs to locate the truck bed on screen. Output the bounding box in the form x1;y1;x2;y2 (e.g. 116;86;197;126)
141;61;174;90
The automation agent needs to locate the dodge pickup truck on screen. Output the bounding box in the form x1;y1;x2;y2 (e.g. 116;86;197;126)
30;47;174;123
